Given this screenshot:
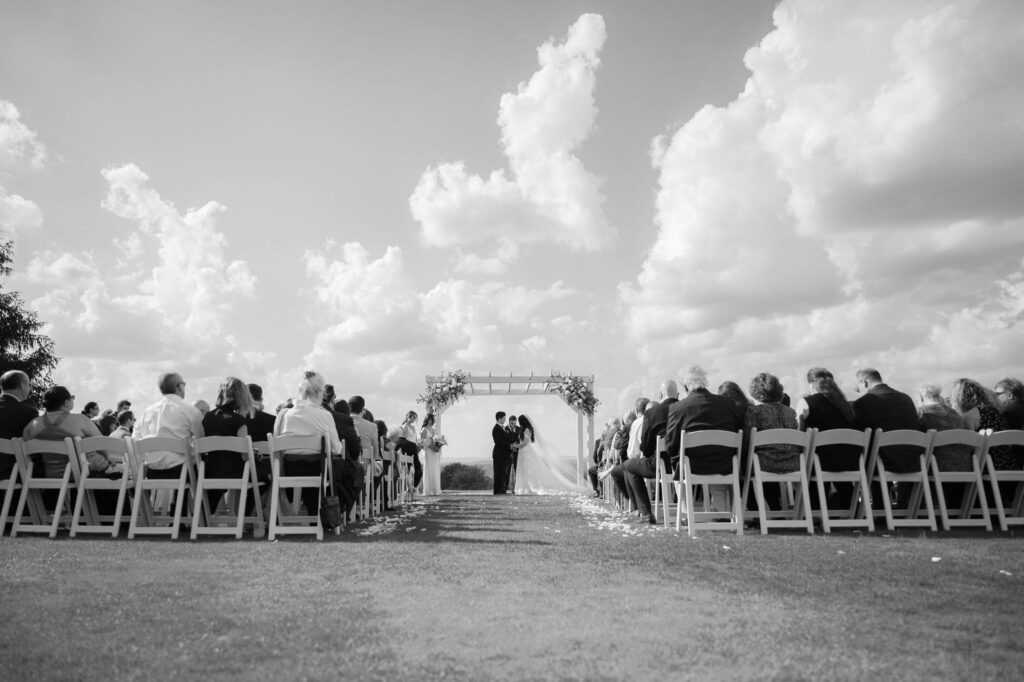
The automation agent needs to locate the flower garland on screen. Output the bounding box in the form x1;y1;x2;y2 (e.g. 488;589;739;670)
548;370;599;416
417;370;469;414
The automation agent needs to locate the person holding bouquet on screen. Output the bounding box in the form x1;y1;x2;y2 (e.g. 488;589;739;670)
420;413;444;495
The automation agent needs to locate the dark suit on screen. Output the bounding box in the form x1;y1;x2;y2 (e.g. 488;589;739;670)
245;409;277;442
492;423;513;494
665;389;743;475
1;394;38;480
616;397;678;517
852;384;921;473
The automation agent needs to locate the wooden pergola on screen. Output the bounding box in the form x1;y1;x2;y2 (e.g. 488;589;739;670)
424;372;596;483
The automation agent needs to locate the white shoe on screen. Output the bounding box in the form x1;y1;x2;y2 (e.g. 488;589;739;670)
597;465;614;481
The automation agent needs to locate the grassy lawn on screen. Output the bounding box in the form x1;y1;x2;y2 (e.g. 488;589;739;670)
2;493;1023;681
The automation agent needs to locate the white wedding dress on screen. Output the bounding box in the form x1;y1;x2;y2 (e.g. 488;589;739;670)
513;420;589;496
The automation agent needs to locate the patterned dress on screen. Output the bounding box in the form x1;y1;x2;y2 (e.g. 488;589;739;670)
918;403;971;472
744;403;801;473
977;404;1016;470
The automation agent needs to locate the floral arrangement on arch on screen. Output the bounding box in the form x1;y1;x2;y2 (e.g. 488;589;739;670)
417;369;469;414
548;370;599;416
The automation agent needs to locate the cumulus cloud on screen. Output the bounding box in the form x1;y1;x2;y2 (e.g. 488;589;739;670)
409;13;613;265
0;100;45;240
624;0;1024;394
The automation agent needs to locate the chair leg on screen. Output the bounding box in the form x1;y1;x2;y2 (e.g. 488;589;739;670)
70;484;87;538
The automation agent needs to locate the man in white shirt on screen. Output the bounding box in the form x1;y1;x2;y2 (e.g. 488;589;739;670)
134;372;205;478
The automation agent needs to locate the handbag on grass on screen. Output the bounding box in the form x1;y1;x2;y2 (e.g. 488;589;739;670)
319;439;343;531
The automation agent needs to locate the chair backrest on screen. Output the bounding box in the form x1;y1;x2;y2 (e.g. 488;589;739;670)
872;429;932;449
195;435;253;457
75;435;131;459
0;437;15;458
18;436;79;459
268;434;329;457
930;429;984;450
985;429;1024;450
680;429;743;453
749;428;810;450
133;437;191;458
252;441;271;458
809;428;872;451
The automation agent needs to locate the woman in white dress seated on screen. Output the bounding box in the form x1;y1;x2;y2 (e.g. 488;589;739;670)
513;415;589;496
420;413;442;496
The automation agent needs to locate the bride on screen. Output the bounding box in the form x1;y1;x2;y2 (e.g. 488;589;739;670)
513;414;589;496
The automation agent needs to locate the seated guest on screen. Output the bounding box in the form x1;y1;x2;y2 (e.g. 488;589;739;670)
1;370;38;484
81;401;100;420
917;383;970;472
375;419;391;509
612;412;635;463
794;368;860;509
134;372;205;479
348;395;381;478
200;377;254;513
629;401;656;460
96;412;117;436
274;370;342;515
613;379;680;524
744;372;800;510
245;383;277;442
587;435;603;496
951;378;1015;469
994;378;1024;429
116;399;132;413
109;410;135;440
665;366;744;475
851;368;921;473
718;381;751;426
193;399;211;417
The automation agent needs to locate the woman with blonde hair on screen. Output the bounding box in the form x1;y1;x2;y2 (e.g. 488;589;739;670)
950;378;1015;470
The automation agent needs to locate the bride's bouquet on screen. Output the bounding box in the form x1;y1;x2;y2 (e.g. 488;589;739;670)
429;433;448;452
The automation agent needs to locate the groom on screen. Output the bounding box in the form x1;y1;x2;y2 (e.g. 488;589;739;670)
492;411;515;495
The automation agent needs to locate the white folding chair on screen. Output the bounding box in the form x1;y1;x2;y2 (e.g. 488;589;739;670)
191;435;265;539
652;436;677;527
11;437;81;538
1;438;26;534
742;428;814;535
675;430;744;536
928;429;991;531
268;434;331;541
867;429;937;532
128;437;196;539
807;428;874;533
70;436;132;537
981;429;1024;531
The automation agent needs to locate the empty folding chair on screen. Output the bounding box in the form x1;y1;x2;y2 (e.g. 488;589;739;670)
191;435;265;539
268;434;331;540
982;429;1024;531
807;428;874;533
742;428;814;534
928;429;991;530
11;437;81;538
675;429;744;536
128;437;196;539
867;429;937;532
70;436;132;537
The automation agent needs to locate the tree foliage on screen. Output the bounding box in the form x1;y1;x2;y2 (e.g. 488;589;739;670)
440;462;493;491
1;240;59;403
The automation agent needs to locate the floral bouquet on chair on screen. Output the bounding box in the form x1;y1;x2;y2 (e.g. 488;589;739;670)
429;434;448;452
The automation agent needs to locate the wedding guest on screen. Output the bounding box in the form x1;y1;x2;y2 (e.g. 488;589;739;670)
116;399;132;413
611;414;632;463
193;399;211;417
744;373;800;510
0;370;38;484
200;377;254;513
109;410;135;439
274;371;342;515
81;401;100;419
96;412;117;436
587;436;603;496
134;372;205;479
375;419;392;509
242;384;275;443
994;378;1024;429
322;387;361;461
419;412;441;495
718;381;751;425
851;368;921;473
629;401;656;460
917;382;970;509
24;386;116;511
399;410;422;488
794;368;860;509
615;379;680;524
349;395;381;475
950;378;1015;469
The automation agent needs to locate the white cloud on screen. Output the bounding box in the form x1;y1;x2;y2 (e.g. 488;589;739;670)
409;13;613;265
624;0;1024;395
0;190;43;240
0;100;46;170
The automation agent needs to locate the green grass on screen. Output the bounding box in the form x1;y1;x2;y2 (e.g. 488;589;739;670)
2;494;1023;681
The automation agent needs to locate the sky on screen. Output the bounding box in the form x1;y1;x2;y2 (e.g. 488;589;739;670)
2;0;1023;465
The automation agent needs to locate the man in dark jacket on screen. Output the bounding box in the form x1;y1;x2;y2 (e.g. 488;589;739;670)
617;379;680;524
1;371;38;480
851;368;921;473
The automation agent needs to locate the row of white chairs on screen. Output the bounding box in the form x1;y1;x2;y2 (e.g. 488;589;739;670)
640;428;1024;536
0;434;418;541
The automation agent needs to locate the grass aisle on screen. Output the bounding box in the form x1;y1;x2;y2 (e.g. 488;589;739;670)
2;493;1023;681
